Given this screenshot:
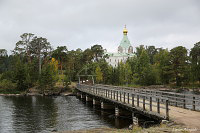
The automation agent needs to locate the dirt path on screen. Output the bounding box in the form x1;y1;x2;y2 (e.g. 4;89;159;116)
169;106;200;130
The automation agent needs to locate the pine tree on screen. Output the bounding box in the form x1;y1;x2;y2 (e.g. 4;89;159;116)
170;46;188;86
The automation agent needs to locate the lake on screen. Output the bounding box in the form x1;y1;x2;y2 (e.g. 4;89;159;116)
0;96;132;133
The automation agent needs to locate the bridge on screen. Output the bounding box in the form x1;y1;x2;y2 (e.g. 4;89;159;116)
76;84;200;129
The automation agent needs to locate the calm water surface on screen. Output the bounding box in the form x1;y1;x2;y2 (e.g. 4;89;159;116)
0;96;132;133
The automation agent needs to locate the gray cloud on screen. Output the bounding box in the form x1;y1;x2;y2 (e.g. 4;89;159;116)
0;0;200;54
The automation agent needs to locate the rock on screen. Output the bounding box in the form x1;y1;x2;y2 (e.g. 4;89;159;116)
161;120;169;124
129;124;133;130
52;128;57;132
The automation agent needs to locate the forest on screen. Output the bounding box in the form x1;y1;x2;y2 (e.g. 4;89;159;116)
0;33;200;94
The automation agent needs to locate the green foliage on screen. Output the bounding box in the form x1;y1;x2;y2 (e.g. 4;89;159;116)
39;64;57;92
0;79;16;90
26;58;39;84
91;44;104;62
64;70;71;86
95;65;103;83
154;49;172;84
0;49;8;73
146;45;158;64
52;46;67;74
170;46;188;86
0;49;7;56
13;58;28;90
134;49;152;85
190;42;200;85
98;60;112;84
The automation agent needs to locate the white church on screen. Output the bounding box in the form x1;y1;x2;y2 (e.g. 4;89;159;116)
104;26;135;67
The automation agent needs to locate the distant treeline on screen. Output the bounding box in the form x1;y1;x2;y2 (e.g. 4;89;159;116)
0;33;199;93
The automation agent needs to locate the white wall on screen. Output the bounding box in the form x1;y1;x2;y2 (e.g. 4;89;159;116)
106;56;129;67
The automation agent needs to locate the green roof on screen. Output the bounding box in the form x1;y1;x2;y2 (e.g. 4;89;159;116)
119;34;131;49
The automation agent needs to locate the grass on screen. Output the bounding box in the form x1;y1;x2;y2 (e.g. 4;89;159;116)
126;84;142;88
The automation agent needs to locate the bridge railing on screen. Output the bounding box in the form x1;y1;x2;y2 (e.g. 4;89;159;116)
77;83;169;120
94;84;200;111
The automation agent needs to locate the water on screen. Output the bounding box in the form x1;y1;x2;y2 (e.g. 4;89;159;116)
0;96;132;133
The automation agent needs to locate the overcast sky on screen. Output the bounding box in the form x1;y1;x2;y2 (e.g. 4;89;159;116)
0;0;200;54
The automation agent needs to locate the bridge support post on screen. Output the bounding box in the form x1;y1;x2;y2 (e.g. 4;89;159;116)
132;112;139;126
93;98;100;105
76;92;81;97
86;95;92;102
115;106;132;118
115;106;120;118
81;93;85;99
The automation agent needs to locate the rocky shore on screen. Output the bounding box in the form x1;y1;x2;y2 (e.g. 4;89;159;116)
0;93;23;96
0;85;75;96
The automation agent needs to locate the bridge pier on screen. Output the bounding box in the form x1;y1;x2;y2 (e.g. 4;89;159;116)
86;95;92;102
115;106;132;118
93;98;100;105
76;92;81;97
81;93;86;99
132;112;139;126
115;106;120;118
101;101;115;110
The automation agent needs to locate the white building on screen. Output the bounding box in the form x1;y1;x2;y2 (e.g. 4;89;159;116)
104;26;135;67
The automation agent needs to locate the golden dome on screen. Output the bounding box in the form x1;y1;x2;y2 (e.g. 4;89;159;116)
123;25;128;34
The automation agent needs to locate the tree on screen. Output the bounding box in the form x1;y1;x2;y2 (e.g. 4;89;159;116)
91;44;104;62
50;58;59;82
125;62;132;84
135;45;145;57
52;46;67;74
30;37;52;74
82;48;93;63
146;45;157;64
118;62;126;85
97;59;111;84
154;49;172;84
136;49;150;84
190;42;200;84
0;49;7;56
39;62;57;94
170;46;188;86
13;33;34;62
13;57;27;90
95;65;103;83
0;49;8;73
133;49;157;85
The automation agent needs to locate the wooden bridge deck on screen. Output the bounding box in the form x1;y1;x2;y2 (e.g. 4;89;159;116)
77;84;200;130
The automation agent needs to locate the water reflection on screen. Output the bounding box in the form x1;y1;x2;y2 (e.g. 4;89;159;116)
0;96;132;133
2;96;58;133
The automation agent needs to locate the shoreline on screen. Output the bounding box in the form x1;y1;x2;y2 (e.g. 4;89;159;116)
0;91;75;96
54;122;191;133
0;93;23;96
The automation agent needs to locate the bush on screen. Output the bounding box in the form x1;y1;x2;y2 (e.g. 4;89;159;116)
0;79;16;90
0;79;20;94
